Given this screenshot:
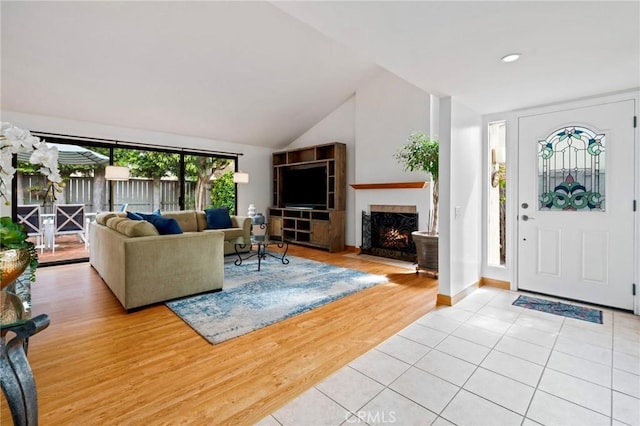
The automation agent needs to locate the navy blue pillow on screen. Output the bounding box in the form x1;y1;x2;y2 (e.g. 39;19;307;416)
146;215;183;235
126;211;143;221
135;210;161;221
205;207;232;229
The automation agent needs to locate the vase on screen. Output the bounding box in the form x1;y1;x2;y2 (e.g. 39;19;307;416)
412;231;439;276
1;248;31;290
252;213;265;225
0;248;31;326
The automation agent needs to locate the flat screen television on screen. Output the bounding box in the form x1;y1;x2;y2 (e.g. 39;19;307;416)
282;165;327;209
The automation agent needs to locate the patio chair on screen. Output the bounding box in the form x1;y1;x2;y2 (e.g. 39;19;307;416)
54;204;87;252
17;205;45;253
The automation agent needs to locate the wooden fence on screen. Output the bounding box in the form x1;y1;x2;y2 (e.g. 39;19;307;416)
17;175;196;213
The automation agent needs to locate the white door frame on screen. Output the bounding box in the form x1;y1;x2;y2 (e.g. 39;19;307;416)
483;89;639;315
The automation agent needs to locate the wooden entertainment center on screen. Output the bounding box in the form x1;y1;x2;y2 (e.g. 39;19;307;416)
268;142;346;252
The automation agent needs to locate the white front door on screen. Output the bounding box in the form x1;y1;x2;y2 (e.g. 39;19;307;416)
517;99;636;310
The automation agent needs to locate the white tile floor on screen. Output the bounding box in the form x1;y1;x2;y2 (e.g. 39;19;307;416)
257;287;640;426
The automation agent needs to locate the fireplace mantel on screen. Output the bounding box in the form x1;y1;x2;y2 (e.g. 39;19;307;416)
350;181;428;190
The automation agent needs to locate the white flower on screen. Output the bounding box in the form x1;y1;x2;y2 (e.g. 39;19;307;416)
30;143;58;170
0;122;62;205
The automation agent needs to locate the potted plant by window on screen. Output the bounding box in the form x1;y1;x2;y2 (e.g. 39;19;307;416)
1;122;61;324
395;131;439;274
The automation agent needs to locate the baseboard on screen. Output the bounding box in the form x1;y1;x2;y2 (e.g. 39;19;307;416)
344;245;359;253
436;281;479;306
480;277;510;290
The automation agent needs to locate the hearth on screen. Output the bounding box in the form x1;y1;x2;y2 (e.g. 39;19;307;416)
361;205;418;262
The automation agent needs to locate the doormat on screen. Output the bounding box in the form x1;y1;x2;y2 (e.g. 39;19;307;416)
512;295;603;324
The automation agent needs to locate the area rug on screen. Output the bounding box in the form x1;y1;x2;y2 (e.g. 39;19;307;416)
512;295;603;324
166;255;388;344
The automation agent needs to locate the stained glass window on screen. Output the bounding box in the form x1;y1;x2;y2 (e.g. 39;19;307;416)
538;126;605;211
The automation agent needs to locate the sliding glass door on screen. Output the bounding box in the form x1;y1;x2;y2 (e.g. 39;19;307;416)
15;136;238;265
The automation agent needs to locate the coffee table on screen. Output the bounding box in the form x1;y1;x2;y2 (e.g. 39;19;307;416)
233;236;290;271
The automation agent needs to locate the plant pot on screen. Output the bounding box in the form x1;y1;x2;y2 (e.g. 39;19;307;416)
0;248;31;325
412;231;438;275
1;248;31;290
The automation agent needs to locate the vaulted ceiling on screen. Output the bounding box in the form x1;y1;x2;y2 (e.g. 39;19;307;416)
2;1;638;149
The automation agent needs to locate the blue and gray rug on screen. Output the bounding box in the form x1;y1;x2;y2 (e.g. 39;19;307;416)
166;255;388;344
512;295;603;324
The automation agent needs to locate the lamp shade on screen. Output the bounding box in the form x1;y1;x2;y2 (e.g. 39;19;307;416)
105;165;130;181
233;172;249;184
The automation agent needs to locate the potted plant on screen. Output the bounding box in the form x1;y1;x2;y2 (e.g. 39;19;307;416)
0;216;38;287
395;131;439;274
1;122;61;324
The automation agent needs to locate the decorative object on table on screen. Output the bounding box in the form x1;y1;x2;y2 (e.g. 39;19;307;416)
0;217;39;325
166;255;388;344
251;212;265;225
395;131;439;273
1;122;62;206
247;203;256;217
512;295;603;324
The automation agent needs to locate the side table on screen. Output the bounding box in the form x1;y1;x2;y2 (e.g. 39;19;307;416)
1;314;50;426
234;236;290;271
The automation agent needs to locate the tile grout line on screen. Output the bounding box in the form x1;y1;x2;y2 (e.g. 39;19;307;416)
434;291;523;425
520;310;564;424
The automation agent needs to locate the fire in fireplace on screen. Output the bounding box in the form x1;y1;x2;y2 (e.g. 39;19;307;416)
361;205;418;262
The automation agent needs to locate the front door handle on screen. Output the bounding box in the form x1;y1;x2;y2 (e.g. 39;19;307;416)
521;215;535;221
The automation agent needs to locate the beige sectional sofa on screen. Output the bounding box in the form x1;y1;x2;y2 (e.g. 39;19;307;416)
89;210;251;310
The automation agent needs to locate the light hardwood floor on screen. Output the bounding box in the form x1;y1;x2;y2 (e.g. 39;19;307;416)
2;245;438;425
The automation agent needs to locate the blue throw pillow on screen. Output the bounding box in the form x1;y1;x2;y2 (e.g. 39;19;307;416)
135;210;162;221
205;207;232;229
126;211;143;221
146;215;183;235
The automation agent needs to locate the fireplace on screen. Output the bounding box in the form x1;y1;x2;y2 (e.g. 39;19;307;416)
361;205;418;262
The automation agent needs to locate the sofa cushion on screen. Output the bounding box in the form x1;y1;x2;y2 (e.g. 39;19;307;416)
205;207;232;229
106;216;128;230
105;217;159;237
117;219;159;237
146;215;183;235
195;211;208;232
162;211;198;232
97;212;120;225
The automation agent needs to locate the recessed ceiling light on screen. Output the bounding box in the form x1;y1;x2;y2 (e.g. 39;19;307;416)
501;53;521;63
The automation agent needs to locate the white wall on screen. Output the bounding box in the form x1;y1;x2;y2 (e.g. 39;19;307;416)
353;69;432;247
286;95;356;245
438;97;483;298
287;69;434;248
0;110;273;217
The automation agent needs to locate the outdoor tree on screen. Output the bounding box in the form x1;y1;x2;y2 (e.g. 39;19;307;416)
210;170;236;214
184;155;231;211
115;150;180;211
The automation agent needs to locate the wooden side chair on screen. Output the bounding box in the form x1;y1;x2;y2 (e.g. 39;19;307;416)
17;205;45;253
54;204;87;252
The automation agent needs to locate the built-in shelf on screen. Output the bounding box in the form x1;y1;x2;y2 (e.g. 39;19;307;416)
270;142;346;252
350;181;429;190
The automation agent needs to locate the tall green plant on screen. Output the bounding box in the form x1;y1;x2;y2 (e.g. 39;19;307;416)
209;171;236;215
395;132;439;234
